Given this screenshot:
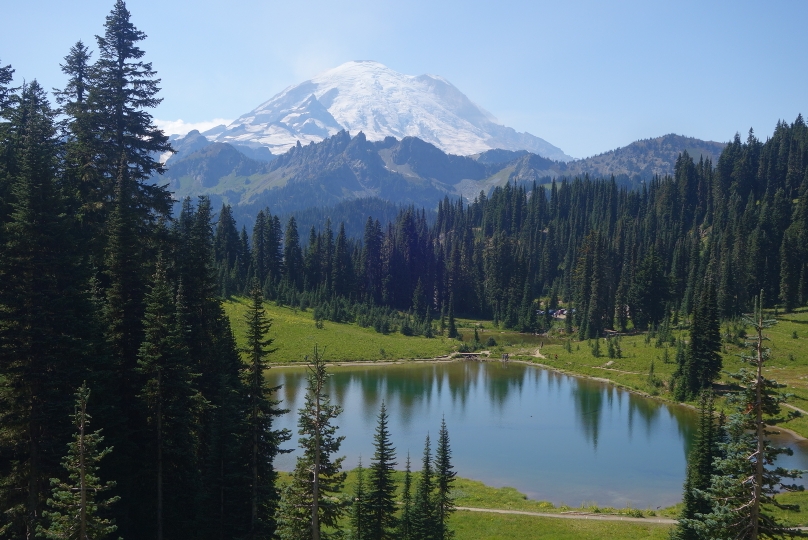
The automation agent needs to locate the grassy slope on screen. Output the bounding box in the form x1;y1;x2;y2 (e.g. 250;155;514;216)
222;297;455;363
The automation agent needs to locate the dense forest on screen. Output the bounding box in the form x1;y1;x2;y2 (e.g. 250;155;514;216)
2;1;808;539
219;116;808;339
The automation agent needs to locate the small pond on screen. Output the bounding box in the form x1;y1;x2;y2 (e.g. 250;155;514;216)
266;361;808;508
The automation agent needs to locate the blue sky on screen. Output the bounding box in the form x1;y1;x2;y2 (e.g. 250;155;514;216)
2;0;806;158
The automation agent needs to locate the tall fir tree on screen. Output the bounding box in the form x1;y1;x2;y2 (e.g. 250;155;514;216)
0;81;93;538
366;402;398;540
695;295;803;539
434;418;456;540
241;284;290;539
411;435;435;540
39;383;119;540
87;0;172;214
671;279;722;401
137;261;204;540
349;458;367;540
277;347;346;540
398;454;413;540
671;391;721;540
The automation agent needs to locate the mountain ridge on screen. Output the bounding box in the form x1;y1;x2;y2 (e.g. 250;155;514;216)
160;130;726;217
208;61;572;161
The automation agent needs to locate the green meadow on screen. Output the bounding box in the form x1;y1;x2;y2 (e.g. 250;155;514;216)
223;297;454;363
225;298;808;438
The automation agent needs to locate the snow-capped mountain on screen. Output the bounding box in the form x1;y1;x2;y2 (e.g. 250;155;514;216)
211;61;572;161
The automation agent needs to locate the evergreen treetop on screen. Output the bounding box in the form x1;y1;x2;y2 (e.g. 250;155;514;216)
40;383;120;540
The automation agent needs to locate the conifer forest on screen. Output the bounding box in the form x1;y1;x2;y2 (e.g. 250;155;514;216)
2;1;808;539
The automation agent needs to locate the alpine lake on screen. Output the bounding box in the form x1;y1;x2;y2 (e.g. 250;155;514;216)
266;360;808;509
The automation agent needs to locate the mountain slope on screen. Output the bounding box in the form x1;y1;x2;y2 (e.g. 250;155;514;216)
160;129;726;215
211;61;572;161
563;134;726;179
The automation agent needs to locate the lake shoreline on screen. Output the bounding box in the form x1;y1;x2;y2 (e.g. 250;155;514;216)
268;355;808;443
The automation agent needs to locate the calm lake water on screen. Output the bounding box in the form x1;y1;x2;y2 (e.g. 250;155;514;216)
266;361;808;508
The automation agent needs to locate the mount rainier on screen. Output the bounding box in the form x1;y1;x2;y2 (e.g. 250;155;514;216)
206;61;572;161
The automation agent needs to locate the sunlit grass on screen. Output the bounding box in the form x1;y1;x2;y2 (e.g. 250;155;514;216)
223;297;455;363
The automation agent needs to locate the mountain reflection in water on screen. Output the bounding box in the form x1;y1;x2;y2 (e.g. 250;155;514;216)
267;361;806;508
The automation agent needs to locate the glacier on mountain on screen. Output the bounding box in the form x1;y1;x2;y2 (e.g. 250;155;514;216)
211;61;572;161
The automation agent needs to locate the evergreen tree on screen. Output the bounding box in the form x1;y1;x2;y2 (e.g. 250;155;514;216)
670;391;720;540
54;41;98;237
630;247;668;330
349;458;367;540
398;454;413;540
0;59;13;110
434;418;456;540
197;309;253;540
137;261;204;539
39;383;119;540
366;402;398;540
87;0;172;214
0;81;93;538
695;295;803;539
692;280;722;390
277;346;346;540
242;285;290;539
284;217;304;291
447;295;458;339
671;280;722;400
85;5;174;532
411;435;435;540
332;223;352;298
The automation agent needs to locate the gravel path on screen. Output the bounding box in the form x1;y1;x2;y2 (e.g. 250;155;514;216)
455;506;676;524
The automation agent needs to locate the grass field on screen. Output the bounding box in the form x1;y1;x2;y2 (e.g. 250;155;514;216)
223;297;455;362
451;512;671;540
278;469;677;539
278;468;808;537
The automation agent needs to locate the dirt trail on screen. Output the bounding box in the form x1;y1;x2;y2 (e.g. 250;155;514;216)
457;506;808;531
456;506;675;524
784;403;808;416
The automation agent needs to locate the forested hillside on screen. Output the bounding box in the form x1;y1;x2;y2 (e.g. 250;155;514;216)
216;120;808;337
0;4;288;538
160;128;726;217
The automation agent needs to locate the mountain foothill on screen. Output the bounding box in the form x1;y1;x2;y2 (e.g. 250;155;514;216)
161;128;727;219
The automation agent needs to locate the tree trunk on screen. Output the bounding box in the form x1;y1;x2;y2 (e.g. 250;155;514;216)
27;391;40;540
79;394;87;540
312;377;321;540
252;362;259;533
751;309;764;540
157;369;163;540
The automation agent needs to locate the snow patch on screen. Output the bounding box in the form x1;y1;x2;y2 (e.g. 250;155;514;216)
213;61;571;161
155;118;234;137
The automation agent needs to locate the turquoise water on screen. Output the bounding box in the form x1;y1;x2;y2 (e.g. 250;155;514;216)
266;361;808;508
